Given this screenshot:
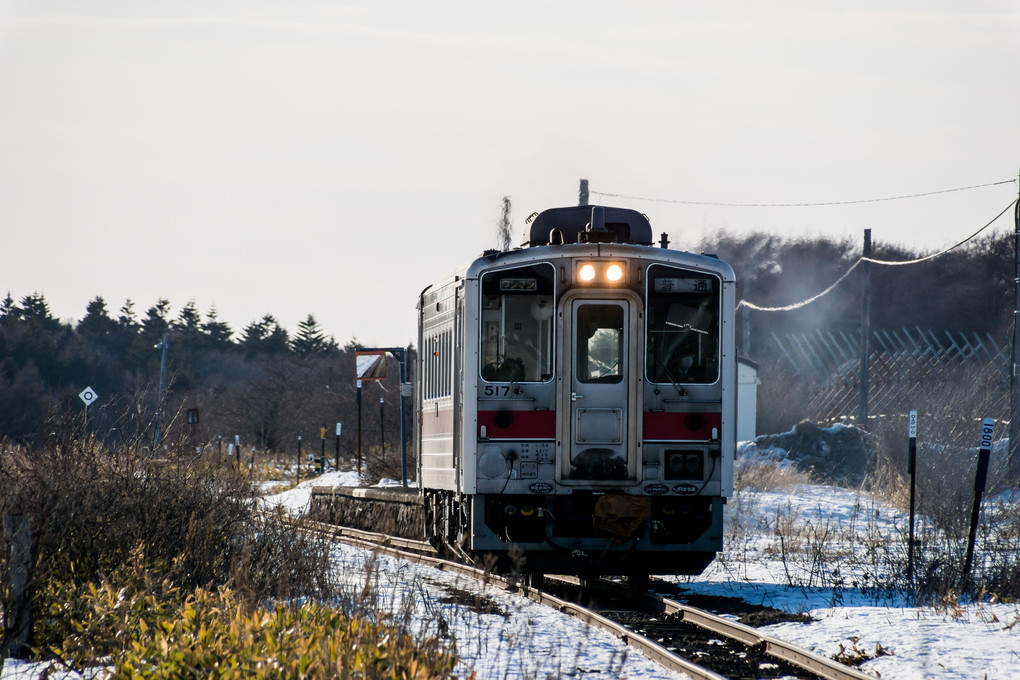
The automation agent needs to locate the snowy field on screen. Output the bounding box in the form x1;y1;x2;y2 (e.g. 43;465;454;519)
263;471;1020;679
679;483;1020;680
5;468;1019;679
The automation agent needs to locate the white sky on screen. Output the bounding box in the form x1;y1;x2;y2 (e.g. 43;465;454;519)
2;1;1018;346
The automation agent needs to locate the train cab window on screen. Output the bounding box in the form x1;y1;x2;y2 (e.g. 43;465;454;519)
576;304;624;384
480;263;555;382
646;266;721;384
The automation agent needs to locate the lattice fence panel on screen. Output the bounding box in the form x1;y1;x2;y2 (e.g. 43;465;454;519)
767;328;1010;435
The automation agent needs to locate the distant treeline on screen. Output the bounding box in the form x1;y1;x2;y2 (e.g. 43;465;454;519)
0;293;404;454
0;228;1012;445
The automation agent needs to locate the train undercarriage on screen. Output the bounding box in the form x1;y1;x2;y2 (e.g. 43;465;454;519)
423;488;720;578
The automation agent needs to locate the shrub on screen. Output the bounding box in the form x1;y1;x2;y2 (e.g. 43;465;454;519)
38;549;182;669
117;588;456;680
41;572;456;680
0;437;341;660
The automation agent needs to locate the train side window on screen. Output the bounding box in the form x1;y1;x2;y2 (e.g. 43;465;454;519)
426;334;434;399
443;329;451;396
479;263;555;383
646;266;721;384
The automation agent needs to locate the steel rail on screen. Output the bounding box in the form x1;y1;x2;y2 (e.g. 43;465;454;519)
299;518;871;680
299;520;726;678
598;579;874;680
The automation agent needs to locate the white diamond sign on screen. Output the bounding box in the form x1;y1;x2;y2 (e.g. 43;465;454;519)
79;386;99;406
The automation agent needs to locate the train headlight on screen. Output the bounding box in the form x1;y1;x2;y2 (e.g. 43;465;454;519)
576;262;626;284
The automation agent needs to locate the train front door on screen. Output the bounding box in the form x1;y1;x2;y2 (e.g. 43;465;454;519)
566;299;635;481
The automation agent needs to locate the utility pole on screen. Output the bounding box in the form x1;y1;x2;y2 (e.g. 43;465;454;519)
1010;171;1020;477
859;230;872;428
356;379;363;475
153;335;168;450
579;178;589;206
379;397;385;459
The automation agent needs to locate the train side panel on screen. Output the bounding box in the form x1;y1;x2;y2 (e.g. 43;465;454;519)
417;279;461;492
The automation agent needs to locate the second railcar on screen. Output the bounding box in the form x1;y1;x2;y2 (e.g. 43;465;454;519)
417;205;736;577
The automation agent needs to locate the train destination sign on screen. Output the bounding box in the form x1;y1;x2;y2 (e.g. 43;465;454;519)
499;278;537;291
654;277;713;294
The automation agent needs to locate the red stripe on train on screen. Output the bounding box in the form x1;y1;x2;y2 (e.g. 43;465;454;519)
478;410;556;439
643;411;721;441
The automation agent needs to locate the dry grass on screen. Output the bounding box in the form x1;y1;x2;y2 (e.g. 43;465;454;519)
734;458;817;492
0;437;343;662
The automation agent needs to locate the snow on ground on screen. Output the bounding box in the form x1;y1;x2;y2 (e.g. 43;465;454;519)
673;483;1020;679
262;471;1020;679
6;467;1020;679
328;541;678;679
260;473;684;679
679;572;1020;679
260;469;363;514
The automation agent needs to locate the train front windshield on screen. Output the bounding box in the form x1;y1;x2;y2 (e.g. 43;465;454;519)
646;265;721;384
480;263;556;382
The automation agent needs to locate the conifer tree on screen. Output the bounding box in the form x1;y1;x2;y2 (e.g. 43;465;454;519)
0;292;18;324
117;300;139;332
202;306;233;349
77;296;117;342
19;292;62;334
241;314;289;355
140;299;172;343
175;300;203;337
291;314;336;356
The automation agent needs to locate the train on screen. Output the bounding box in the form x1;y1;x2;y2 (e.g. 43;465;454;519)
416;204;736;579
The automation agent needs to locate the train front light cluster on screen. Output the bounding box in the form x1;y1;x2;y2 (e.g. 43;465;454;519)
665;450;705;481
576;261;626;285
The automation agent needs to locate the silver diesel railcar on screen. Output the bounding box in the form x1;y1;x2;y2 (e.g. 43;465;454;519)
417;205;736;578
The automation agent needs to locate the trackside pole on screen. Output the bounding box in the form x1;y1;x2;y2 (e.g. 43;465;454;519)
335;422;342;470
1010;170;1020;478
907;410;917;586
964;417;995;582
357;379;363;475
319;425;326;474
859;230;872;426
379;397;385;461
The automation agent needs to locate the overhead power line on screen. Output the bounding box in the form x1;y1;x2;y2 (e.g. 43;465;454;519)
739;199;1019;313
594;178;1017;208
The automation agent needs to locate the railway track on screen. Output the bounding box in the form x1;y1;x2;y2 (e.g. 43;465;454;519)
301;518;873;680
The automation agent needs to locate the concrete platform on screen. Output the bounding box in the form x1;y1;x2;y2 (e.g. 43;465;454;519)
309;485;423;539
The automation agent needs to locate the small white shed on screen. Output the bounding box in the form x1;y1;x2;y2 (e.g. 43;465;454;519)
736;358;759;443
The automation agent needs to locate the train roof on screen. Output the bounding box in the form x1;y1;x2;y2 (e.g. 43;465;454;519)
421;205;735;299
527;205;654;246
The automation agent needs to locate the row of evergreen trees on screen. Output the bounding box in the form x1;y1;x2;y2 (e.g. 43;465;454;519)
0;293;351;444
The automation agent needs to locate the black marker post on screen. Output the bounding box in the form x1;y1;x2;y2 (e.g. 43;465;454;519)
335;422;342;471
964;417;995;582
907;410;917;586
319;425;326;475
